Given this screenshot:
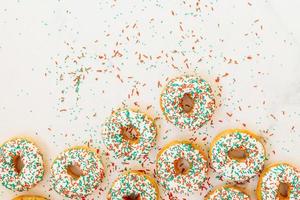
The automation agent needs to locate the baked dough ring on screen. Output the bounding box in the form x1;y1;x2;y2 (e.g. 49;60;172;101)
205;185;250;200
156;141;208;194
102;108;157;160
160;75;216;130
51;146;105;199
108;170;159;200
210;129;266;182
0;137;45;192
257;163;300;200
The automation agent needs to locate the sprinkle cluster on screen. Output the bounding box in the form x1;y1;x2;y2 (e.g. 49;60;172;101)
0;138;44;192
108;171;158;200
102;108;157;160
160;75;216;130
258;163;300;200
156;141;208;194
51;147;105;199
210;130;265;182
205;186;250;200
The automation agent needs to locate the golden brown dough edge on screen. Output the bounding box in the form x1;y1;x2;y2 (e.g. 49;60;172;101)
13;195;48;200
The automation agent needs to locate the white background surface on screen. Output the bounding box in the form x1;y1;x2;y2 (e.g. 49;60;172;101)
1;0;300;199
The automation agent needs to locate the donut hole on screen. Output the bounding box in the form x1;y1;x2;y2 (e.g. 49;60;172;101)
13;155;24;174
122;194;140;200
67;164;84;180
121;126;139;144
174;158;191;175
228;148;248;161
180;93;195;114
278;182;290;198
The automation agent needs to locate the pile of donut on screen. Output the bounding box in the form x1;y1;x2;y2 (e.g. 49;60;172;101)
1;75;299;200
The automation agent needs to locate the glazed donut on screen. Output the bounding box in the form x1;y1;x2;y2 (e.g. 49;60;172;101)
102;108;157;160
257;163;300;200
205;185;250;200
51;146;105;199
108;170;159;200
156;141;208;194
0;137;44;192
160;75;216;130
210;129;265;182
13;195;47;200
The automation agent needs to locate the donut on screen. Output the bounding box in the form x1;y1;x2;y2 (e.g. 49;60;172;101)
205;185;250;200
0;137;44;192
209;129;266;182
257;163;300;200
13;195;47;200
160;75;216;130
102;108;157;160
51;146;105;199
108;170;159;200
156;141;208;194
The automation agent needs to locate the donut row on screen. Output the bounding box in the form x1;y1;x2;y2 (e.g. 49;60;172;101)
1;75;299;199
155;130;300;199
1;130;300;199
0;138;104;199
